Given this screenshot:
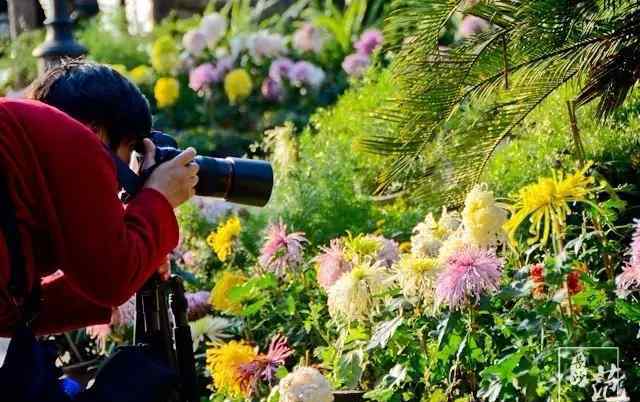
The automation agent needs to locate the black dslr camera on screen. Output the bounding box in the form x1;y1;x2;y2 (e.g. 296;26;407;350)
148;131;273;206
114;130;273;207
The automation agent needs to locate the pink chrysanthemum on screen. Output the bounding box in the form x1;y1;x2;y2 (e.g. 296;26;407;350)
616;220;640;297
259;222;308;277
435;246;503;310
186;291;211;321
238;334;293;395
377;237;400;268
315;239;352;290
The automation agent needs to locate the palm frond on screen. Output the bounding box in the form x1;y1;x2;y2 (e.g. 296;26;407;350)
366;0;640;205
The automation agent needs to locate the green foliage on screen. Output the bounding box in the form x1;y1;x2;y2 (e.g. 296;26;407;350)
0;29;44;92
262;69;425;245
77;11;149;69
366;0;640;206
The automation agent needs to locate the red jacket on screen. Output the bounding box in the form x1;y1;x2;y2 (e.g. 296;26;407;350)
0;98;179;335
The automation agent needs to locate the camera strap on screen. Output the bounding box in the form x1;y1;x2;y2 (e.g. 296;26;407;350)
106;148;144;204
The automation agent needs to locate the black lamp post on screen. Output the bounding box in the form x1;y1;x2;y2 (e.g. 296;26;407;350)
33;0;87;71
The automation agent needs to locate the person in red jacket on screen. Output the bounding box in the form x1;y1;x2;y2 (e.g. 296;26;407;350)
0;62;199;336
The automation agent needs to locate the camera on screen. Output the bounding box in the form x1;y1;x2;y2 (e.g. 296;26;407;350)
148;131;273;207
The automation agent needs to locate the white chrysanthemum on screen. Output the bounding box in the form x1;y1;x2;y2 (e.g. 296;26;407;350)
279;367;334;402
327;263;390;321
411;208;461;257
437;230;467;264
394;255;441;305
462;184;507;247
183;29;207;56
189;316;232;350
200;13;227;49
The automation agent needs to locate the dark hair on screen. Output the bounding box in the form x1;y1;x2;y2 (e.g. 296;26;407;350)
28;60;151;149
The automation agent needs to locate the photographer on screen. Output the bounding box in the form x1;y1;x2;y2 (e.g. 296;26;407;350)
0;61;199;336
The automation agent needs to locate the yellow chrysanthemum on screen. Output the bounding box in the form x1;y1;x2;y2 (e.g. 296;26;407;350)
210;271;247;314
394;255;441;304
129;65;154;85
207;216;241;262
206;340;257;398
224;69;253;104
151;36;179;74
154;77;180;108
504;163;596;247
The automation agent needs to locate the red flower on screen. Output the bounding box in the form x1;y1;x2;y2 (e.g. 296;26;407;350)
567;270;583;295
530;264;544;282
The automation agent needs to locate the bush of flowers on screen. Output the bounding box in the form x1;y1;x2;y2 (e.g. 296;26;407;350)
84;155;640;401
111;2;384;155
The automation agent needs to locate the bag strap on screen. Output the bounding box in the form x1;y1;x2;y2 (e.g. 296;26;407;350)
0;174;40;327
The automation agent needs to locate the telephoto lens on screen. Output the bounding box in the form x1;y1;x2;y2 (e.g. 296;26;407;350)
149;131;273;207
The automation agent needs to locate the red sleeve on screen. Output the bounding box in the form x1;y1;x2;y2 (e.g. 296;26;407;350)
15;100;179;308
32;271;111;335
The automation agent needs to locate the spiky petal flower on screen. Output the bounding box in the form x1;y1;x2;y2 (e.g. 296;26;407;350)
377;237;400;268
238;335;294;395
462;184;508;247
315;239;352;290
259;222;308;277
190;316;232;350
504;163;596;247
394;255;441;305
278;367;334;402
354;29;383;55
616;220;640;298
206;341;257;398
327;262;390;321
435;246;503;310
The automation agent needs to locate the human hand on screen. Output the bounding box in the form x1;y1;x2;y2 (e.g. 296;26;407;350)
143;145;199;208
157;255;171;281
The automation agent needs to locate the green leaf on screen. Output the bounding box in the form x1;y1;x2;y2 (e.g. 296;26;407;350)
242;298;268;317
615;299;640;322
285;295;296;315
367;316;403;350
335;349;365;389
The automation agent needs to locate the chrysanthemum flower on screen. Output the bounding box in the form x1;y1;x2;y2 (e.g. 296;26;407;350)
327;262;390;321
183;29;207;56
151;36;178;74
530;263;546;300
206;340;257;398
207;216;241;262
411;208;461;258
129;65;154;86
190;316;232;350
224;69;253;104
278;367;334;402
154;77;180;108
462;184;507;247
293;23;327;54
186;291;211;321
210;271;247;314
237;334;293;395
504;163;596;247
258;222;307;277
617;221;640;298
343;234;399;267
567;263;587;296
435;246;503;310
354;29;383;55
315;239;352;290
394;255;441;305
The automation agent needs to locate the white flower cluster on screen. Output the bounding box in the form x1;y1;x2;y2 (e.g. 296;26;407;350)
394;255;440;306
410;208;461;258
278;367;334;402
